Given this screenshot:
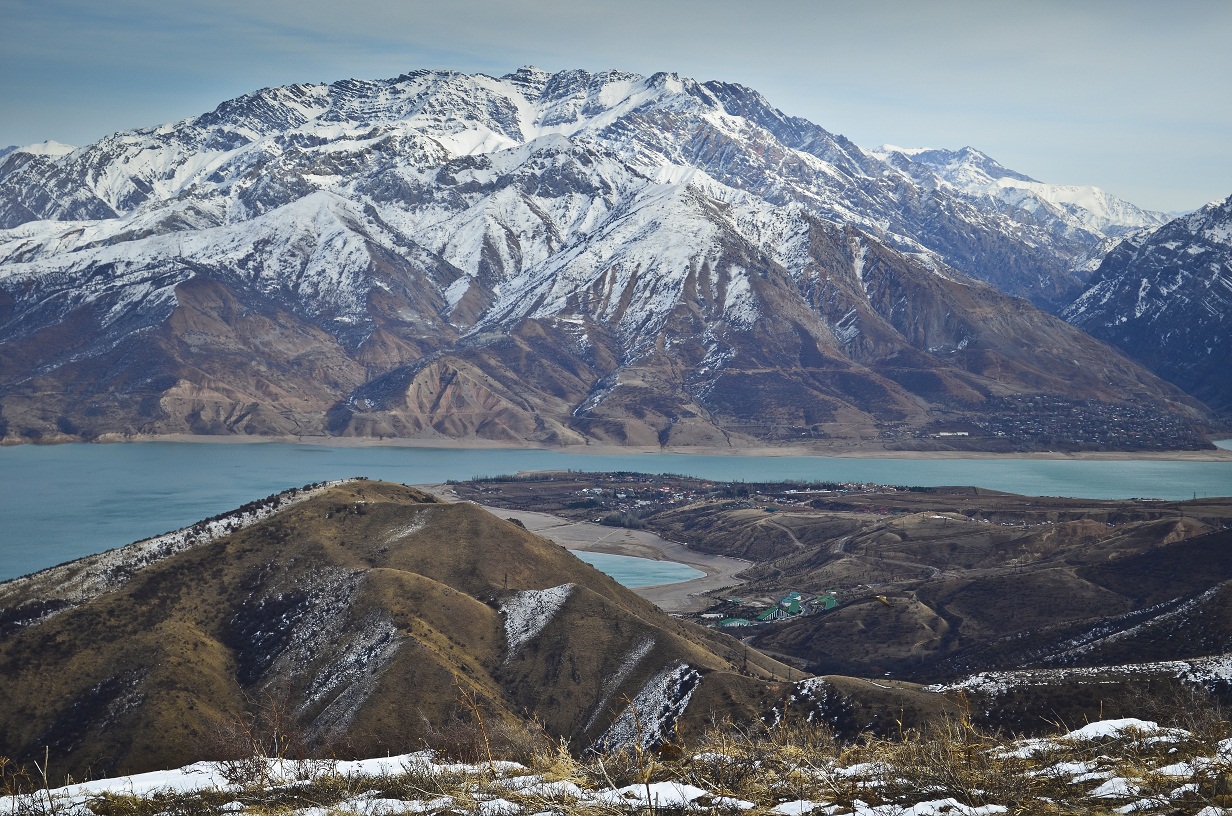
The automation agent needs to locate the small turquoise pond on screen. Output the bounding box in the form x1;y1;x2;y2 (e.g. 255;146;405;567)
573;551;704;587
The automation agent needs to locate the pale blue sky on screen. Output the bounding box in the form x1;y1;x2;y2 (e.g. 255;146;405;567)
2;0;1228;212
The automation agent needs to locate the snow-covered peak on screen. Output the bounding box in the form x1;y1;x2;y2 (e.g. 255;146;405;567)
13;139;76;157
878;143;1168;240
501;65;552;99
1066;192;1232;324
886;145;1037;183
1061;191;1232;413
876;143;930;157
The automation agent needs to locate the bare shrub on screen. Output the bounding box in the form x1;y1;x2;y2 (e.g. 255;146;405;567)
205;692;319;788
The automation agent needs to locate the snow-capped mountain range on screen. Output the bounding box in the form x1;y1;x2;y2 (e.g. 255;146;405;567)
0;68;1210;447
1065;194;1232;414
0;70;1160;306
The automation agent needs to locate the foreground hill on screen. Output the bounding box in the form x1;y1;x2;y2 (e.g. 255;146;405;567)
0;480;969;778
0;480;808;777
6;477;1231;791
0;68;1211;450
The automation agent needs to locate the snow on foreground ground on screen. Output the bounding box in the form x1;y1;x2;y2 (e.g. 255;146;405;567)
6;719;1232;815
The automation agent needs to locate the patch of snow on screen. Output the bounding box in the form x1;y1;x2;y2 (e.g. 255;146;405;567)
383;516;428;543
475;797;520;815
1064;718;1168;741
497;775;586;800
611;781;710;809
1152;760;1198;778
443;275;472;309
833;308;860;345
1090;776;1139;798
592;662;701;752
500;584;574;657
852;241;870;294
771;801;837;815
722;265;759;327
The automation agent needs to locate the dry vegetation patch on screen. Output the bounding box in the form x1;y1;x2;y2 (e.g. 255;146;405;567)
6;708;1232;816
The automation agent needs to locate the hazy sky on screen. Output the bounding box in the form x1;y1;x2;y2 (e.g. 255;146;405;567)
3;0;1229;212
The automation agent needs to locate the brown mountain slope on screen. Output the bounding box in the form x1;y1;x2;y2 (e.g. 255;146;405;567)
1;68;1214;449
328;219;1212;451
734;502;1232;679
0;480;799;778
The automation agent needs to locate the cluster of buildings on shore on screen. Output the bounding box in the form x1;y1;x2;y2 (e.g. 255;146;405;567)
565;474;905;522
931;397;1208;451
696;590;839;629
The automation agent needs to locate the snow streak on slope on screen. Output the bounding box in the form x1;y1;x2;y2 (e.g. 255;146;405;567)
583;637;656;733
592;662;701;751
252;571;403;737
500;583;574;657
932;653;1232;698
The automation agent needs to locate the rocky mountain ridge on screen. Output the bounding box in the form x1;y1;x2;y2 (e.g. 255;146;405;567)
1064;194;1232;416
1;69;1158;306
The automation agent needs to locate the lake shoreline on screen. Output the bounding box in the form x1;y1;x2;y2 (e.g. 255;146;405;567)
4;442;1232;582
9;431;1231;463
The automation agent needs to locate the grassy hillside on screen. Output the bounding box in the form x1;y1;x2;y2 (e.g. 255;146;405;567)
0;481;806;777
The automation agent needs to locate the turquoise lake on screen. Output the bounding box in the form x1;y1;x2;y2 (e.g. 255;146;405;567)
1;440;1230;582
573;551;703;586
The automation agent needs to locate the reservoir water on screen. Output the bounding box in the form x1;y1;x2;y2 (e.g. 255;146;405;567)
1;441;1230;583
573;551;703;586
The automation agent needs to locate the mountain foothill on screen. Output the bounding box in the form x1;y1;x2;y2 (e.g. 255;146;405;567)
5;478;1232;778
